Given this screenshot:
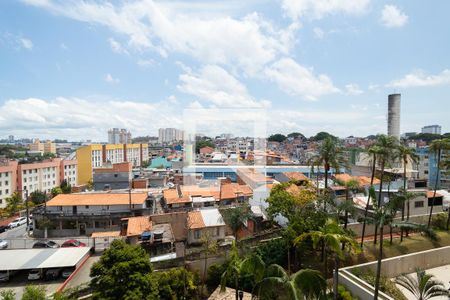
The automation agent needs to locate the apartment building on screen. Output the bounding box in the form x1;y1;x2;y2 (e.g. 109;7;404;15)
18;159;62;194
29;139;56;154
76;144;149;185
0;160;18;208
60;160;78;186
158;128;184;144
108;128;132;144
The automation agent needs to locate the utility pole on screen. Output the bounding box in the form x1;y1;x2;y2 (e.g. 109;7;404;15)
24;189;29;235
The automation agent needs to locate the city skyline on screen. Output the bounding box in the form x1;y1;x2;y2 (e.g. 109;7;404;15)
1;0;449;140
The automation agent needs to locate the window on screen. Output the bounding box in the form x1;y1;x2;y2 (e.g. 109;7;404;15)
414;201;424;208
4;181;8;185
194;230;200;239
216;227;220;237
85;205;89;209
428;197;443;206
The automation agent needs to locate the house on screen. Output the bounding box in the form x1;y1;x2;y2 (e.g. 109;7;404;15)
199;146;215;156
187;208;226;244
274;172;309;184
162;185;221;211
219;182;253;205
93;162;132;191
32;192;150;237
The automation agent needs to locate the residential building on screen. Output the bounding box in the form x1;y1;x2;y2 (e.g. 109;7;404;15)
187;208;226;244
158;128;184;144
8;135;14;143
0;160;18;209
421;125;442;135
108;128;132;144
76;143;148;185
18;159;61;194
60;159;78;187
32;192;151;237
93;162;132;191
29;139;56;154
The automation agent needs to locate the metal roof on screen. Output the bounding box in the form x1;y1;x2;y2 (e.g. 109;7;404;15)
0;247;90;271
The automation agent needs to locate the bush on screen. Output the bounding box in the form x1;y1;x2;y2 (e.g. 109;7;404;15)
358;271;407;300
337;285;358;300
432;213;447;230
255;237;288;267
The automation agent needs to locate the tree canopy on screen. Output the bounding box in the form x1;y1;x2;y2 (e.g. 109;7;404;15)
195;140;215;153
287;132;305;139
268;134;287;143
310;131;337;141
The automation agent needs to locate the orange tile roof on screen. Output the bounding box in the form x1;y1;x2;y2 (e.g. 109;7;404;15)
427;191;443;198
91;231;121;238
335;174;380;187
220;183;253;200
283;172;309;181
47;193;147;206
188;211;205;229
126;216;152;237
164;186;222;204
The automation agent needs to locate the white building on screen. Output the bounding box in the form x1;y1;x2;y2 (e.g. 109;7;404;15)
421;125;442;135
108;128;132;144
158;128;184;144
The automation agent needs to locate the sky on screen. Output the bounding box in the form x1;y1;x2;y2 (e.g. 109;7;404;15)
0;0;449;141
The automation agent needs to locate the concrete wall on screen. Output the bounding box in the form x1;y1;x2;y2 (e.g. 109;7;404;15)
151;211;188;241
339;246;450;300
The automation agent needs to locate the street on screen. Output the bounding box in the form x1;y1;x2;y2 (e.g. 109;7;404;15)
0;224;27;239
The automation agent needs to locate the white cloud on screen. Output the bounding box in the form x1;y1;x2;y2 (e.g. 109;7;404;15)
368;84;380;91
20;38;33;49
264;58;339;100
108;38;129;55
387;69;450;88
282;0;371;21
22;0;296;75
104;73;120;84
345;83;363;95
137;59;155;67
313;27;324;39
0;97;181;140
380;5;408;28
177;65;270;108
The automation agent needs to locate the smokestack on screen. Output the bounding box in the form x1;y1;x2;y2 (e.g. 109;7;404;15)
387;94;401;139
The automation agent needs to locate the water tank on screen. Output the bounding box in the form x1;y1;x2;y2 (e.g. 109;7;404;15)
388;94;401;139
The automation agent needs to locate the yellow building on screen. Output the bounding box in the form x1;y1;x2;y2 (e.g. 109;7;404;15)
76;143;149;185
29;139;56;154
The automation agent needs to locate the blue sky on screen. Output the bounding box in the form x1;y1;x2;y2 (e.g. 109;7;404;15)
0;0;449;141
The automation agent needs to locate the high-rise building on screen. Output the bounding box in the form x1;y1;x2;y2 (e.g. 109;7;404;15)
8;135;14;143
76;143;148;184
387;94;401;139
421;125;442;135
158;128;184;143
108;128;132;144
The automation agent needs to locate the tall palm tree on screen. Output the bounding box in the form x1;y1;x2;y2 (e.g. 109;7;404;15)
365;187;438;299
294;219;359;300
254;264;326;300
395;268;449;300
200;232;218;295
373;135;398;245
427;138;450;228
312;137;348;211
396;142;419;240
337;178;360;230
360;144;382;247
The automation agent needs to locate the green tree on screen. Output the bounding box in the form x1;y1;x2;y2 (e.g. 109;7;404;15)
21;285;46;300
337;179;360;230
221;205;252;243
427;138;450;229
287;132;305;139
310;137;347;211
395;269;449;300
200;232;218;295
30;190;47;205
254;264;326;300
60;179;72;194
311;131;336;141
151;268;199;300
360;144;382;247
294;219;359;300
5;192;23;216
51;187;63;197
90;239;157;300
0;289;15;300
195;140;215;153
373;135;398;244
396;142;419;240
268;134;287;143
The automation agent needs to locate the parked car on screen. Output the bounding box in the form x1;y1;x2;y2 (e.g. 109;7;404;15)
28;269;42;280
0;225;8;233
32;240;60;248
61;239;87;248
0;239;8;249
61;267;75;279
0;271;16;282
45;268;61;280
8;217;27;228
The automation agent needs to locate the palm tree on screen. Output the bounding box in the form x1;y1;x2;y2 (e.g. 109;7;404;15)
200;232;218;295
365;187;438;299
395;268;449;300
373;135;398;245
337;178;360;230
221;205;252;243
294;219;359;300
360;144;382;247
396;142;419;240
427;139;450;229
254;264;326;300
312;137;348;211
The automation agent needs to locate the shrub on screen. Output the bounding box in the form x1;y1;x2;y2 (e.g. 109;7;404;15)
337;285;358;300
432;213;447;230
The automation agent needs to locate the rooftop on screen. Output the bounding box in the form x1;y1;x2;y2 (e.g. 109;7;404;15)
126;216;152;237
46;192;148;206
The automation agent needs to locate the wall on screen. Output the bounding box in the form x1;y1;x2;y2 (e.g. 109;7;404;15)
151;211;188;241
187;226;225;244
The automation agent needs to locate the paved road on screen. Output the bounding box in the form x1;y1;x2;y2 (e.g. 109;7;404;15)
0;224;27;239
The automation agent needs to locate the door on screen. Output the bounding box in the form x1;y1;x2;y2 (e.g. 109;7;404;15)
79;223;86;235
72;206;77;214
